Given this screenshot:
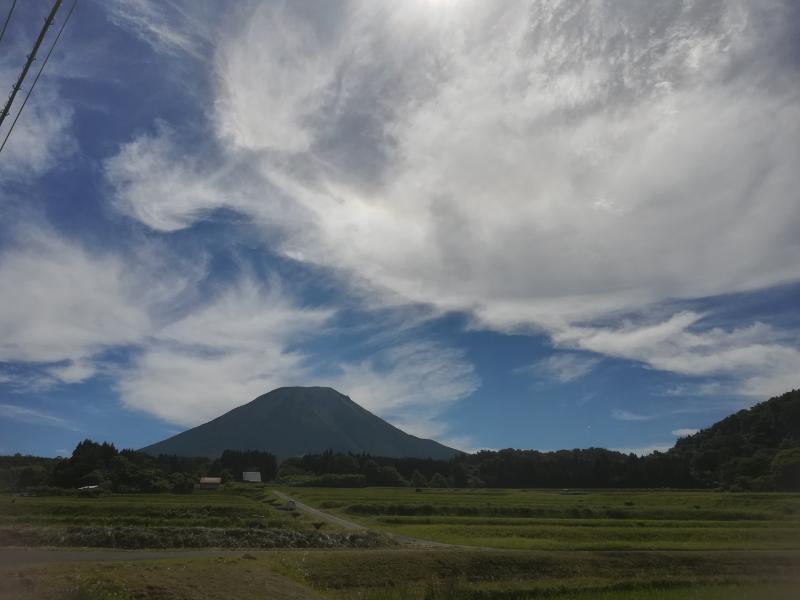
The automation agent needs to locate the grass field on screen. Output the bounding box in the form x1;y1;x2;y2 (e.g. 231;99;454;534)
267;548;800;599
0;485;386;549
2;486;799;599
286;487;800;550
3;549;799;600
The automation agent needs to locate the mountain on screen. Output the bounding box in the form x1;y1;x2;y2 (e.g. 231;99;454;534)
140;386;460;460
669;389;800;490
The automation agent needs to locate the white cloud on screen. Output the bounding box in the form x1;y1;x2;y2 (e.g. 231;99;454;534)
213;2;338;154
517;353;600;383
672;428;699;437
326;341;480;439
46;360;98;384
117;277;334;425
0;227;152;369
0;69;75;182
118;304;480;437
660;382;728;398
103;0;215;59
611;409;655;422
0;224;314;426
0;404;76;430
118;346;308;426
0;219;477;435
104;126;233;232
104;0;800;398
554;313;800;398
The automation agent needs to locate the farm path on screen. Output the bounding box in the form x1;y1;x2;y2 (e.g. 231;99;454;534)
273;491;367;531
272;491;467;549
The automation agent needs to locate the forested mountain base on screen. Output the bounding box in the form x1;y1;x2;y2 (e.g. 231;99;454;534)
2;390;798;493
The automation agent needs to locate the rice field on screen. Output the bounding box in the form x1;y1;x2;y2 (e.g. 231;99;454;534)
1;487;799;599
286;487;800;551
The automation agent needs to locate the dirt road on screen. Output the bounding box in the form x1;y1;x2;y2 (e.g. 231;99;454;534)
272;491;461;548
273;491;366;530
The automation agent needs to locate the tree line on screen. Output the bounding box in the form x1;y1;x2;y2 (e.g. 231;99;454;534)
284;390;799;491
0;442;277;494
2;390;798;493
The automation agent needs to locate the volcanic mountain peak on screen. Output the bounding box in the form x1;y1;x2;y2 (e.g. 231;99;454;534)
141;386;460;460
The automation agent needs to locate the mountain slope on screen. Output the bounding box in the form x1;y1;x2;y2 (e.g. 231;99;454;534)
670;389;800;489
140;387;460;460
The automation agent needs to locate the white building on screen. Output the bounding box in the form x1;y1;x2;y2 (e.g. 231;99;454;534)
242;470;262;483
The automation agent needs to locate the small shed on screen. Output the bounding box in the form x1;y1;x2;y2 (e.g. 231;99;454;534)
196;476;222;490
242;470;262;483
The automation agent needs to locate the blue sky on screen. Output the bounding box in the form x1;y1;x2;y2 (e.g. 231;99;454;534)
1;0;799;458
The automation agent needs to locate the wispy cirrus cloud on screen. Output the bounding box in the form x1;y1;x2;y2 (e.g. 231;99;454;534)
103;0;217;59
0;216;478;437
326;341;480;440
516;353;600;384
0;403;77;431
0;68;76;183
118;277;334;425
103;0;800;403
611;409;656;422
554;313;800;398
0;225;153;370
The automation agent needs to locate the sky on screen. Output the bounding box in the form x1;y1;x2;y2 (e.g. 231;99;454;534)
0;0;799;458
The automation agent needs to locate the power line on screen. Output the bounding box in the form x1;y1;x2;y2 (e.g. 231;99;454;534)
0;0;62;132
0;0;18;48
0;0;77;157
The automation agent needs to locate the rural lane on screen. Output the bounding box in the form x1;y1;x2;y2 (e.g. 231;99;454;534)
273;491;366;531
272;491;462;549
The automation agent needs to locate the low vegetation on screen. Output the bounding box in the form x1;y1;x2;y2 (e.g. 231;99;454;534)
3;549;798;600
0;487;390;550
287;487;800;551
267;548;800;599
1;486;799;598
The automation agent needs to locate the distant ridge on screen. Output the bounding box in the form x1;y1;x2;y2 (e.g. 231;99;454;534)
140;386;460;460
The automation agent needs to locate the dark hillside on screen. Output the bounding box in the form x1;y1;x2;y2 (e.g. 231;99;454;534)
670;389;800;490
140;387;460;461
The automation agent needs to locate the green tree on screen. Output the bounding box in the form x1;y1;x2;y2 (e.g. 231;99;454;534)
330;454;360;474
14;465;49;489
429;472;448;488
771;448;800;491
168;472;195;493
411;469;428;488
377;465;408;486
362;459;381;485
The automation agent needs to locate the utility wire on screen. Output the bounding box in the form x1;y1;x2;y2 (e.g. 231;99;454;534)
0;0;77;157
0;0;18;49
0;0;62;132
